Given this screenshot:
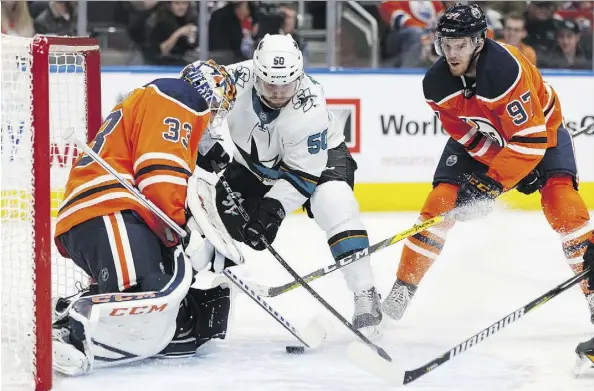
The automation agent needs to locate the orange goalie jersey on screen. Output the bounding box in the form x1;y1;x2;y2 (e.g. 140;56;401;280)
55;78;210;252
423;39;564;190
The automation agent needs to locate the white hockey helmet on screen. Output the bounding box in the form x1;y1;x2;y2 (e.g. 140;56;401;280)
253;34;304;109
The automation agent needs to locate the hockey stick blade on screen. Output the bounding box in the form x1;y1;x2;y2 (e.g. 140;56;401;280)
247;216;445;297
347;341;404;386
223;268;328;349
400;268;590;385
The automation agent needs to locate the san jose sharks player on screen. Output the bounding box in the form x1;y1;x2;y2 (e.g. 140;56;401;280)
196;33;382;332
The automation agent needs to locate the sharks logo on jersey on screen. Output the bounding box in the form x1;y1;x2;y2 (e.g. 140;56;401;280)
222;60;341;213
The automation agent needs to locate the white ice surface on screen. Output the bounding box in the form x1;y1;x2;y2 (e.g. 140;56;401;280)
53;210;594;391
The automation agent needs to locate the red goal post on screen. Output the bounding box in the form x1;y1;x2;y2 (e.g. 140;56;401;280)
1;34;101;391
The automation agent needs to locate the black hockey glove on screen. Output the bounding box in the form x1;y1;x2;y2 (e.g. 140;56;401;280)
583;239;594;291
454;172;503;221
516;169;543;195
242;197;286;251
197;142;230;173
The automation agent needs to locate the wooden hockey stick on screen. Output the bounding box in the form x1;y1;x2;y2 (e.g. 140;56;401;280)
211;161;393;362
69;134;328;349
243;216;445;297
348;268;591;385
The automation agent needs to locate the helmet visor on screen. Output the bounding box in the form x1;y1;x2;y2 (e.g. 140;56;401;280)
255;77;300;108
434;36;479;58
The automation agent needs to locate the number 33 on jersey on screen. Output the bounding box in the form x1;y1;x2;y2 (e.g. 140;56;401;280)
55;78;211;248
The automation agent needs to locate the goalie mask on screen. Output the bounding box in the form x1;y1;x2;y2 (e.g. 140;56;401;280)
180;59;237;128
253;34;304;109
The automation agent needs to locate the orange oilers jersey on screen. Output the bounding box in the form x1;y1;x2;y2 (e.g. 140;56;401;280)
423;39;563;191
379;1;445;29
55;78;211;252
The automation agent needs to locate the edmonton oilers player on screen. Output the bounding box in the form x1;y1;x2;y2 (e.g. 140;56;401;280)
52;60;238;375
197;34;382;332
381;4;594;328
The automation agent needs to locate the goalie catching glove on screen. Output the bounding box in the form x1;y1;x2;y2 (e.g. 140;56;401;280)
454;172;503;221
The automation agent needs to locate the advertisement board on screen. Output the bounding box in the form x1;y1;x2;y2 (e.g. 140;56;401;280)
99;68;594;210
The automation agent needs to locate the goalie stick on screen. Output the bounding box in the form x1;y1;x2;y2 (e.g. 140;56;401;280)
245;217;445;297
211;161;393;362
347;268;591;386
69;134;328;349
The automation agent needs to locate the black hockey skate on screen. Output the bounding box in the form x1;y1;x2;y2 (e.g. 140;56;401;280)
574;336;594;377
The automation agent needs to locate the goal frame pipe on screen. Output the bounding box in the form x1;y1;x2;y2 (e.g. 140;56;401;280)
30;35;100;391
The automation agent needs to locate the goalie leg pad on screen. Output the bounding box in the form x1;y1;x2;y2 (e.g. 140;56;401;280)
55;246;193;374
310;180;374;293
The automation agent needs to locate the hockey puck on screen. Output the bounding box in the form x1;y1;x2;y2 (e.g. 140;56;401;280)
285;345;305;354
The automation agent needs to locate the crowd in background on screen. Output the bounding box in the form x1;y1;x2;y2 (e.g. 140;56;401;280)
1;1;593;70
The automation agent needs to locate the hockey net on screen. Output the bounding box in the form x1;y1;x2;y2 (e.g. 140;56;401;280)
1;34;101;390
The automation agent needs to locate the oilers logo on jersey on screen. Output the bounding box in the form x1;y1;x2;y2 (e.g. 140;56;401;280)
460;116;506;147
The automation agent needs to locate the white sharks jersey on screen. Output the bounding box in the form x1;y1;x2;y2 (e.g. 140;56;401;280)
223;60;341;214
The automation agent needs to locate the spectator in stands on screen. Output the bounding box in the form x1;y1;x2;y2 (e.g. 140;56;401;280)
419;26;439;67
557;1;593;30
540;19;592;69
524;1;560;59
280;5;307;59
378;1;445;68
209;1;259;63
144;1;198;66
500;12;537;65
252;3;307;59
120;0;159;50
1;1;35;37
33;1;77;36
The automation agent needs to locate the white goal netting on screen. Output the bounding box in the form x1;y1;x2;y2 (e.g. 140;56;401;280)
1;34;96;390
